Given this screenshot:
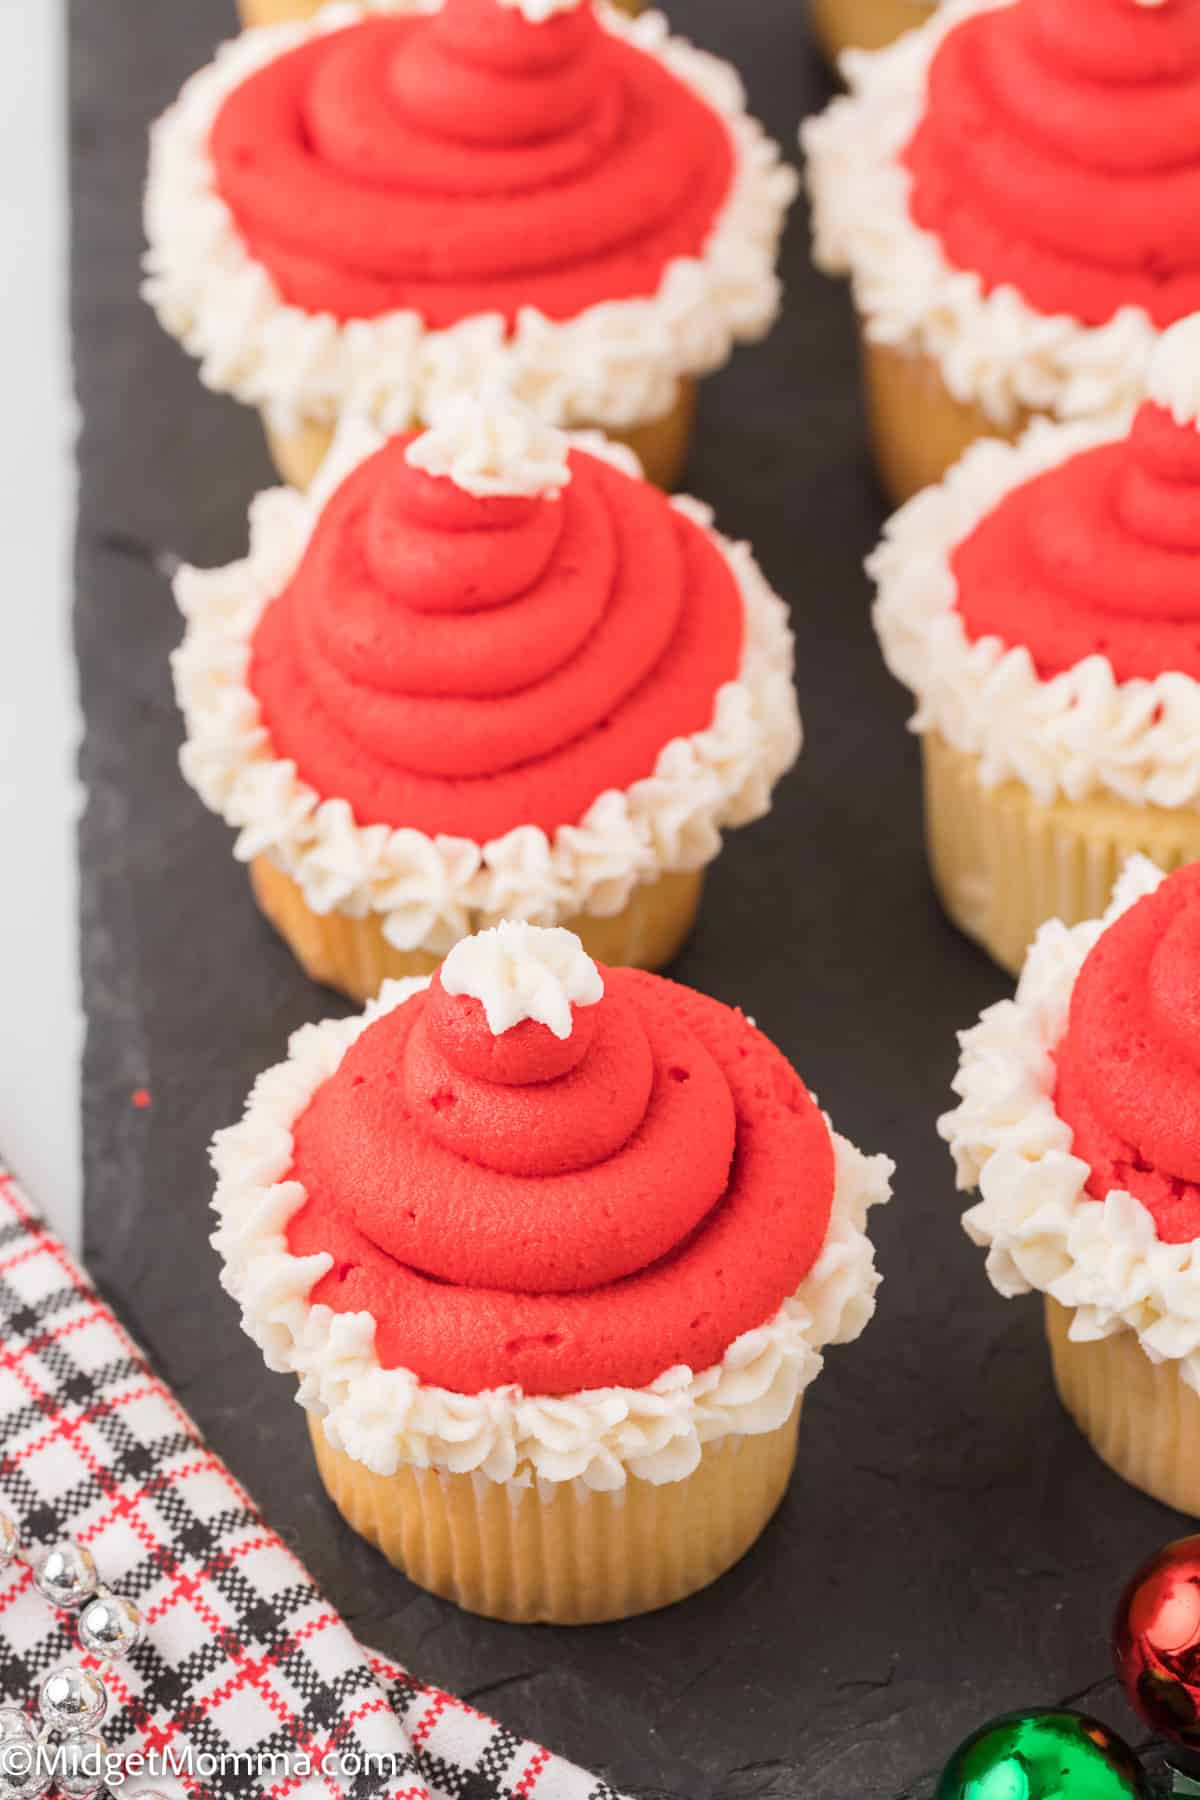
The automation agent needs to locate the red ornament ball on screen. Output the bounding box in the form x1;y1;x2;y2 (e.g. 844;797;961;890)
1114;1534;1200;1751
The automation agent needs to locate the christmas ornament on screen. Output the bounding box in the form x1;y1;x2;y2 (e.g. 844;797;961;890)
935;1710;1150;1800
1114;1535;1200;1756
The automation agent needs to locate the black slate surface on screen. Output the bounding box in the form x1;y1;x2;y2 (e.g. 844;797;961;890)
69;3;1186;1795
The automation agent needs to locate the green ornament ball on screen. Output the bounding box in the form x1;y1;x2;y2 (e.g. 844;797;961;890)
935;1711;1150;1800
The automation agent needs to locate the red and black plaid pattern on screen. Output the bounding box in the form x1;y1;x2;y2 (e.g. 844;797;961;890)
0;1168;623;1800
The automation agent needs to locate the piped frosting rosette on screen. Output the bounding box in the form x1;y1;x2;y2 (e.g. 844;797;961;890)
943;856;1200;1387
143;0;797;434
871;316;1200;812
171;401;801;954
212;925;893;1488
804;0;1200;426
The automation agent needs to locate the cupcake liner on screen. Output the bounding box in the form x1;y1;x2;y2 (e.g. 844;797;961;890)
236;0;322;22
922;732;1200;978
261;379;696;494
810;0;935;62
860;335;1027;508
239;0;645;21
1045;1299;1200;1517
308;1406;801;1624
250;854;705;1001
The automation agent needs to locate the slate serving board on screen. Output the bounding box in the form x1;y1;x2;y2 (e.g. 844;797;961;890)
70;3;1184;1794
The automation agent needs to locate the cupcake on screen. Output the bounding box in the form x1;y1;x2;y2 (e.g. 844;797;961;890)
803;0;1200;505
171;394;802;1000
810;0;935;64
943;857;1200;1516
212;921;893;1622
145;0;796;492
870;316;1200;978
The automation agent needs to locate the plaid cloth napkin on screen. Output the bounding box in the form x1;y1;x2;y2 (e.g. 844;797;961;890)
0;1166;625;1800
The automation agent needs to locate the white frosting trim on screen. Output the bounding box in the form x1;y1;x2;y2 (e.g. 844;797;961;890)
405;393;573;499
143;2;798;437
1146;316;1200;429
441;923;603;1039
170;418;803;953
870;415;1200;814
211;976;893;1489
802;0;1160;429
941;856;1200;1391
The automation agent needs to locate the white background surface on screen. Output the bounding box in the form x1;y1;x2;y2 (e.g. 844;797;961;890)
0;4;81;1246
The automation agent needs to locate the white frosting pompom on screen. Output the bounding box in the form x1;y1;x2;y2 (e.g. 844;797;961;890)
497;0;583;18
1145;314;1200;430
441;922;603;1039
405;392;573;499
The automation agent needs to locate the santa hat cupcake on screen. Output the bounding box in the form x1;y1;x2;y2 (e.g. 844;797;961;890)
144;0;797;490
943;857;1200;1516
171;393;801;999
212;921;893;1622
870;316;1200;975
804;0;1200;503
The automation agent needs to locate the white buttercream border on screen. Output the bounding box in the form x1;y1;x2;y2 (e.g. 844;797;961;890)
802;0;1159;429
940;856;1200;1390
211;975;894;1490
143;1;798;436
869;415;1200;814
170;419;803;953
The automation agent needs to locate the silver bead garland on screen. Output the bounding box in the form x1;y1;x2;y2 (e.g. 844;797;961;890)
31;1550;97;1614
0;1512;164;1800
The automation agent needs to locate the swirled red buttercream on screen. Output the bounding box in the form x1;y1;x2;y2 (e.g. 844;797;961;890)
905;0;1200;330
951;401;1200;681
1055;863;1200;1244
209;0;735;326
248;436;744;837
284;966;836;1394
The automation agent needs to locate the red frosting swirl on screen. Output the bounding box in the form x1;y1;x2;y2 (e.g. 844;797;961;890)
952;401;1200;681
285;966;836;1394
209;0;734;326
248;437;744;838
905;0;1200;329
1055;864;1200;1244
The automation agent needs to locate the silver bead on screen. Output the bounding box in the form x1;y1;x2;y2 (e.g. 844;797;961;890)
0;1516;18;1574
38;1730;107;1800
31;1545;97;1611
0;1712;48;1800
77;1588;143;1659
37;1669;106;1734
